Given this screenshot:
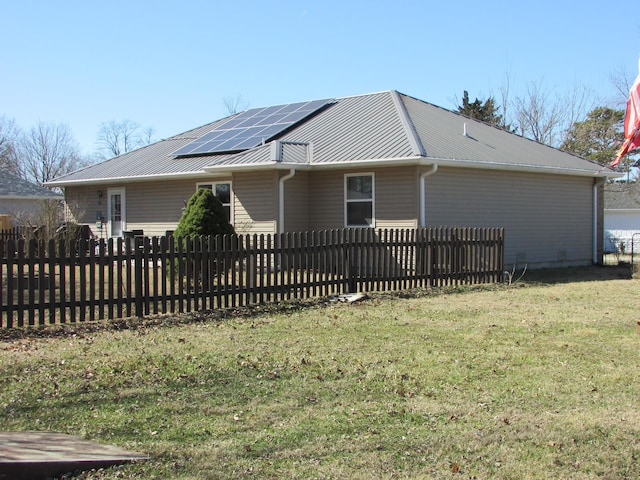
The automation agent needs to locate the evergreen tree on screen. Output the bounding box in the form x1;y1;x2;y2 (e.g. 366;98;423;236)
174;188;235;238
458;91;510;130
561;107;624;165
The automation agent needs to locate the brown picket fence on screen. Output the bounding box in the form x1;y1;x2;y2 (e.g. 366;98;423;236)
0;226;34;242
0;227;504;328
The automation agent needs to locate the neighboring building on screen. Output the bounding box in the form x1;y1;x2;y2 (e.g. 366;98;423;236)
604;182;640;253
47;90;619;268
0;172;63;227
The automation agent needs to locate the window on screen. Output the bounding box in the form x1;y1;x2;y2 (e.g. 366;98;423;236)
345;173;374;227
197;182;232;222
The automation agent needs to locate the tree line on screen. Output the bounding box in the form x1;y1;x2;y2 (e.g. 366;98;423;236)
0;96;251;187
0;118;155;186
456;69;636;170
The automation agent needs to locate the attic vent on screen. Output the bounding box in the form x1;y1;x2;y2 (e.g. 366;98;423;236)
270;140;283;162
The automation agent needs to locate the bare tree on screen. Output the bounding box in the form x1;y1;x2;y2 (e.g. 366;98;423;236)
14;199;64;241
18;121;84;185
0;115;22;177
142;125;156;145
223;94;249;115
96;119;154;158
610;65;634;107
498;70;512;132
513;82;562;145
512;81;594;147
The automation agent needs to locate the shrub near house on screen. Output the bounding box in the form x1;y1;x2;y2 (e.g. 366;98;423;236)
174;188;235;239
170;188;236;284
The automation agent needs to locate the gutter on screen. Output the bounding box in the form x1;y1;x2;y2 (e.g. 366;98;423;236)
278;169;296;234
46;170;217;188
424;157;621;179
202;156;619;179
0;195;63;200
419;164;438;227
201;156;426;174
48;154;621;188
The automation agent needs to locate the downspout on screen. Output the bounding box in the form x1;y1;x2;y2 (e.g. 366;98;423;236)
593;180;598;264
278;169;296;234
419;164;438;227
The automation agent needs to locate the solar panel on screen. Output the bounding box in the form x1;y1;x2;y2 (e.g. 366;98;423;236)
173;98;332;156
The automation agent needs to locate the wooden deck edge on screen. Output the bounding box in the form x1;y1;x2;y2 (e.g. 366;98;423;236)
0;432;149;480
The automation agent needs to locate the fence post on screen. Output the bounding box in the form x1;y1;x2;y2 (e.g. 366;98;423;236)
347;229;356;293
5;240;15;328
248;234;256;304
498;228;505;283
134;237;144;318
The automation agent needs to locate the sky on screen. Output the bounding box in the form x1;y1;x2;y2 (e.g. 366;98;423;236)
1;1;639;157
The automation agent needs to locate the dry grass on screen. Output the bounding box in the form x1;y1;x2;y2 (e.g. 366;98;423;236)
1;266;639;479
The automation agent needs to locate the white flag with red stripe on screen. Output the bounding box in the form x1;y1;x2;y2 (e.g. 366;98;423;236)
612;59;640;167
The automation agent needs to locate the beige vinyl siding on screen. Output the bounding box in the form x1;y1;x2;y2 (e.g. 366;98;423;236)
424;167;594;267
65;179;224;237
375;166;418;230
309;167;418;230
126;180;202;236
67;173;279;237
64;186;104;228
233;171;278;234
308;170;344;230
283;170;310;232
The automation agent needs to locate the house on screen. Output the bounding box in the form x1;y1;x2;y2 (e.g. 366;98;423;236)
47;90;618;268
604;182;640;253
0;172;63;228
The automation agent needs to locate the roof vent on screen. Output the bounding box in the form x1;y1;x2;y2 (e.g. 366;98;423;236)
270;140;282;162
463;122;468;137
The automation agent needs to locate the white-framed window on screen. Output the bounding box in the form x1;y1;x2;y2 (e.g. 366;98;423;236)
197;181;233;223
344;173;375;227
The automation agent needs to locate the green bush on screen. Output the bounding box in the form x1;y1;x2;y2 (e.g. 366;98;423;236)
170;189;235;287
174;188;235;239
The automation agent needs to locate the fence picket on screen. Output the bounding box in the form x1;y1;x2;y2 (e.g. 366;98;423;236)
38;240;46;325
15;240;25;327
68;240;76;323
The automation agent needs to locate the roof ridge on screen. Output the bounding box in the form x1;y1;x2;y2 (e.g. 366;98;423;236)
391;91;425;157
335;89;395;101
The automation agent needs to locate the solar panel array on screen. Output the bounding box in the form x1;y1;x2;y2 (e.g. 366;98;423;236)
173;98;332;156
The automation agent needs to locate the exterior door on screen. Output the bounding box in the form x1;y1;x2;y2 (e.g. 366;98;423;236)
107;188;126;237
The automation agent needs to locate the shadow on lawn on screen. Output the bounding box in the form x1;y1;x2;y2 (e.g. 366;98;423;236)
522;264;634;285
1;265;633;342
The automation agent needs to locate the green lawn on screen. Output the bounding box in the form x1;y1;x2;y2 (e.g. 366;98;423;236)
1;266;639;479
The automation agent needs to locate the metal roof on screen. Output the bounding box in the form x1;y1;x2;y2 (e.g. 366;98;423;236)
400;93;609;176
0;172;63;199
277;91;418;163
48;90;616;187
47;118;237;185
604;183;640;210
